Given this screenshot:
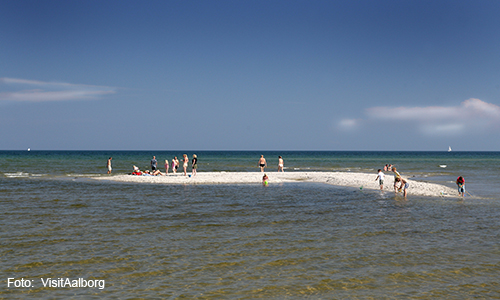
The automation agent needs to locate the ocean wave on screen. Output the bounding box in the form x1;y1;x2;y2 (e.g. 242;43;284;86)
3;172;102;179
65;173;103;177
4;172;31;178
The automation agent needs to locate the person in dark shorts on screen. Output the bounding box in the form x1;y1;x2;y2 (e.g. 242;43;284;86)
192;154;198;176
258;155;267;172
151;156;157;171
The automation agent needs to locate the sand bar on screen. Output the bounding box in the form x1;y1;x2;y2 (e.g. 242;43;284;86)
94;171;457;198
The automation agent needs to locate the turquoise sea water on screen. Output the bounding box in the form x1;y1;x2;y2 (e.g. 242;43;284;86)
1;151;500;298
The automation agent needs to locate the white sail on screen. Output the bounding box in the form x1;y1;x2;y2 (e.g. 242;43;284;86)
448;146;452;152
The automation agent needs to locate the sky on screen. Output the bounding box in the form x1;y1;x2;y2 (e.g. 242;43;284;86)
1;0;499;151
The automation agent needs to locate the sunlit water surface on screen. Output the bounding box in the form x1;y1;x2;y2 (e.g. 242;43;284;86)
2;151;500;298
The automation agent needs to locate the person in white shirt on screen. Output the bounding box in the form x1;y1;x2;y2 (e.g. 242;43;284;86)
375;169;385;190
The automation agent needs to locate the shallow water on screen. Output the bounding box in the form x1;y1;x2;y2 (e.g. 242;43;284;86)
2;151;500;298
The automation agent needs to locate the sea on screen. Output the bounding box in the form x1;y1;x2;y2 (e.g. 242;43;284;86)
1;150;500;299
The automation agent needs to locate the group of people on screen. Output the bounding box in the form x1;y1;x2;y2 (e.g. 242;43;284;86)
131;154;198;177
132;168;164;176
383;164;394;172
375;166;409;197
258;155;284;172
259;155;284;186
112;154;286;177
112;155;469;197
376;165;467;198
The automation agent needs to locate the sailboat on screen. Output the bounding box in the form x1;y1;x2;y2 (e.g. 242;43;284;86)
448;146;452;152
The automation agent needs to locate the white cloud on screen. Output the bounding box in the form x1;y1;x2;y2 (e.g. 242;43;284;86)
362;98;500;136
335;99;500;138
462;98;500;118
366;98;500;122
0;77;116;102
367;105;460;120
421;123;465;135
338;118;359;129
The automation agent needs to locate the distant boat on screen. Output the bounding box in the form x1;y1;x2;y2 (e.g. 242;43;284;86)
448;146;452;152
27;148;30;152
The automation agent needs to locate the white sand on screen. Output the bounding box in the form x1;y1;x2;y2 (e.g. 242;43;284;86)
94;171;458;198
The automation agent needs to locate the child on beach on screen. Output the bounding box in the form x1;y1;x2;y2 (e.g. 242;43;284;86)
456;176;465;197
395;177;409;198
375;169;385;190
262;174;269;186
164;159;169;174
392;167;401;192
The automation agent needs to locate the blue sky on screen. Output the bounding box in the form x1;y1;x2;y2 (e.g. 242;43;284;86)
1;0;499;151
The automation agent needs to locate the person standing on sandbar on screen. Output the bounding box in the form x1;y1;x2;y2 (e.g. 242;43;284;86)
164;159;169;174
107;157;112;174
173;157;179;174
258;155;267;172
182;154;189;176
278;156;284;172
151;156;157;171
191;154;198;177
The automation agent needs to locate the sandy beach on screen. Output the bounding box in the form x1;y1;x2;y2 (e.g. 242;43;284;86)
94;171;457;198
